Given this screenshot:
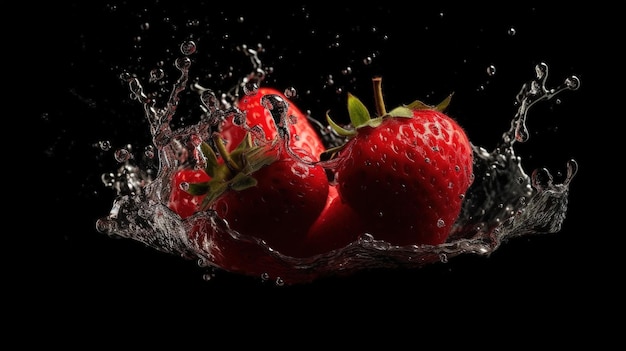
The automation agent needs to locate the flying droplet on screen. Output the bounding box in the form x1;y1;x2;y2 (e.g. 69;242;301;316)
144;145;155;158
284;87;297;98
149;68;164;83
243;81;258;95
180;40;197;55
99;140;112;151
487;65;496;76
114;148;131;163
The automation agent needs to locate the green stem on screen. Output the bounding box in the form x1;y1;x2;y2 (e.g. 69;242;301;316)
212;133;241;172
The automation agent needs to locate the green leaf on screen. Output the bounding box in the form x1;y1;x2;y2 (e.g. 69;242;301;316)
230;173;258;191
187;181;211;196
406;100;432;110
201;141;219;177
347;93;372;128
326;112;356;137
386;106;413;118
435;94;452;112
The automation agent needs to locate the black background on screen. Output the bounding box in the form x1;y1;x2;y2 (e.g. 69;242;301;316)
28;2;617;343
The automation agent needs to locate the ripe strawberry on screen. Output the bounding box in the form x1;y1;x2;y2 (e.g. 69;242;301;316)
181;131;329;258
325;77;474;246
211;144;329;257
302;185;365;256
222;86;326;160
168;168;211;219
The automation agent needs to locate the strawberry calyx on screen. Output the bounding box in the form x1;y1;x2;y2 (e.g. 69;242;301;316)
323;76;453;159
185;132;280;210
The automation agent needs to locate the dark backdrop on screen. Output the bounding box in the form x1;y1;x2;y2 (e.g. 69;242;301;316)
28;2;616;343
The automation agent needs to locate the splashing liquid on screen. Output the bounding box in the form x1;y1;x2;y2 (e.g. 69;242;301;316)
96;41;580;285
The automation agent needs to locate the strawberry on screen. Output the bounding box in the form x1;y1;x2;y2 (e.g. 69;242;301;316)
210;143;329;257
180;128;329;258
325;77;474;246
302;185;366;256
222;86;326;160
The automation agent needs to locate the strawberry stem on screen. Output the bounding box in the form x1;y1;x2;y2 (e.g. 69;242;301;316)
212;133;241;172
372;76;386;116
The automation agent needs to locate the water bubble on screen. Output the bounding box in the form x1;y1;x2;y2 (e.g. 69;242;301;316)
486;65;496;76
144;145;155;158
358;233;375;243
186;19;200;28
114;148;131;163
149;68;164;83
284;87;297;98
175;56;192;70
200;89;219;112
437;218;445;228
101;173;115;187
180;40;197;55
439;253;448;263
243;81;258;95
565;76;581;90
507;27;516;36
99;140;112;151
325;75;335;86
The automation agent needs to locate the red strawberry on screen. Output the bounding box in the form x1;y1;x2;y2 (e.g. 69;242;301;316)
211;144;329;257
325;77;474;246
222;86;326;160
181;130;329;258
168;168;211;219
302;185;365;256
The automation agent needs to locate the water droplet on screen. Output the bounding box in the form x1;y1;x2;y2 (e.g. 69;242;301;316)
358;233;374;243
325;75;335;86
144;145;155;158
565;75;580;90
439;253;448;263
149;68;164;83
507;27;516;36
99;140;112;151
284;87;297;98
175;56;192;70
200;89;219;112
243;81;258;95
437;218;445;228
180;40;197;55
114;148;131;163
486;65;496;76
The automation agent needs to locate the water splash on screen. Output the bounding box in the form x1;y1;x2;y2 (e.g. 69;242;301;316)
96;42;579;285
